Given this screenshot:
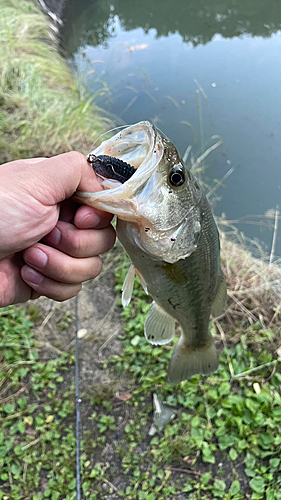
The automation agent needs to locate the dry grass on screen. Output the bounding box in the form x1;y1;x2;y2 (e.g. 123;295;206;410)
220;232;281;335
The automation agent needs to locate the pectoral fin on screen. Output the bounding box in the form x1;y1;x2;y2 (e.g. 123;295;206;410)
122;264;149;307
168;334;218;385
211;273;227;317
122;264;136;306
145;301;175;345
135;269;148;294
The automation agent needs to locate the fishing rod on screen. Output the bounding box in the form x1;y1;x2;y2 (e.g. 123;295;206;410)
75;295;82;500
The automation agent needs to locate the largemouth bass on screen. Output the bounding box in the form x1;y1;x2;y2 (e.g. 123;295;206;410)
75;121;227;384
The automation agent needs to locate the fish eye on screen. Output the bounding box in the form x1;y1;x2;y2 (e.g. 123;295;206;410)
168;165;186;187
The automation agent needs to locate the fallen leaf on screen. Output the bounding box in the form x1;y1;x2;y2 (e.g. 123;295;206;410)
115;392;132;401
77;328;88;339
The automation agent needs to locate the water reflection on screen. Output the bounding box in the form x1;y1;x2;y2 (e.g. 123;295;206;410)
61;0;281;55
61;0;281;255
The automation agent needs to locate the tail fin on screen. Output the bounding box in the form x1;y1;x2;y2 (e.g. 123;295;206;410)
168;335;218;385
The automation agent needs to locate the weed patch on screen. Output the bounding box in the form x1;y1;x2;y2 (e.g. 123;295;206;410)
1;242;281;499
0;306;78;499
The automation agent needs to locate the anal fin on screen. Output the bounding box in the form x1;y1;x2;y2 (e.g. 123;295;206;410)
145;301;175;345
168;335;218;385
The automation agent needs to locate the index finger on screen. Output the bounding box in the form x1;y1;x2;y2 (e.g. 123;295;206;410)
74;205;113;229
17;152;103;206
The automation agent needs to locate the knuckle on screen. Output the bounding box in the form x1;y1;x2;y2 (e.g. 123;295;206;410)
71;234;83;257
91;257;102;278
100;226;116;254
67;151;87;170
70;151;86;163
45;284;81;302
65;284;82;300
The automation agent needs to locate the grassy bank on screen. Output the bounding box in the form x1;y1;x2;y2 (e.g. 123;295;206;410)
0;0;112;163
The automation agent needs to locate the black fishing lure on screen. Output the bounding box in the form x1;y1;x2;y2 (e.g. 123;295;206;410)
87;154;136;184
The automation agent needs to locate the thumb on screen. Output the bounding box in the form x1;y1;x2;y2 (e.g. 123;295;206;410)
19;152;102;205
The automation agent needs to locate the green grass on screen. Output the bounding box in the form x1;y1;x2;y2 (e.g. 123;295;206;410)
1;250;280;499
0;0;113;163
0;306;77;500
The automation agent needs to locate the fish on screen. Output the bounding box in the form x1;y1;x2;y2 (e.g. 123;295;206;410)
75;121;227;384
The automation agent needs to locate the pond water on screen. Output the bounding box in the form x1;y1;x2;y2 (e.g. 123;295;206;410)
61;0;281;257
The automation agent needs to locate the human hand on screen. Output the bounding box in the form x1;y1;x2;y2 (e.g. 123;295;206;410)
0;152;115;307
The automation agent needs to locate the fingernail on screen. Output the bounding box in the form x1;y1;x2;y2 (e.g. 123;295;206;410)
22;267;44;285
25;247;48;268
45;226;61;246
81;212;101;228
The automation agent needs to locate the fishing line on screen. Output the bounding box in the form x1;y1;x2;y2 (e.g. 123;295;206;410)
75;295;82;500
155;125;169;140
90;124;131;151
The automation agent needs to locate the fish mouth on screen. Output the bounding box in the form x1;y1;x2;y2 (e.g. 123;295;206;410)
75;121;164;219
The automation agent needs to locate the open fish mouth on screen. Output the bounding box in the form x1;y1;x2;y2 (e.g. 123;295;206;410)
75;120;206;263
75;121;164;218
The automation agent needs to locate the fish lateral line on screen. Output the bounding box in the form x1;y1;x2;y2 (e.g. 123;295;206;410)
87;154;137;184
